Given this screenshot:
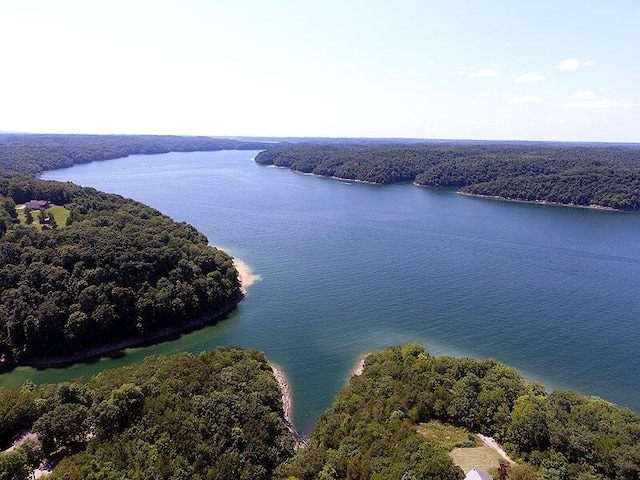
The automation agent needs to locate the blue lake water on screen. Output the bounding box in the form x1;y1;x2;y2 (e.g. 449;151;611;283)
2;150;639;432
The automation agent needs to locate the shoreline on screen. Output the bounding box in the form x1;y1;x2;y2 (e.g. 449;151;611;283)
456;190;619;211
270;364;308;449
269;354;372;451
264;163;622;212
351;352;371;377
16;290;244;370
3;257;257;371
263;163;384;186
234;258;262;293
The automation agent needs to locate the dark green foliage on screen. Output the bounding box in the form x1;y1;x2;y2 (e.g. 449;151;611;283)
0;449;31;480
0;197;16;238
0;177;241;363
462;167;640;210
256;142;640;210
53;348;292;479
0;134;275;175
1;348;293;479
278;345;640;480
256;143;441;183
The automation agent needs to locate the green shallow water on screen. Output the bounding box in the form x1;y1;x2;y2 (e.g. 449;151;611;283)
2;150;638;433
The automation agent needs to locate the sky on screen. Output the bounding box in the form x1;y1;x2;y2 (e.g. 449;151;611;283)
1;0;639;142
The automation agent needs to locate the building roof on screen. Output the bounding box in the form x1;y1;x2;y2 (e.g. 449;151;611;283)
464;468;493;480
25;200;49;207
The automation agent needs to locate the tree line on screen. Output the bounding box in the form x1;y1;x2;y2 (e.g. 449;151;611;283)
2;345;638;479
255;142;640;210
0;134;273;175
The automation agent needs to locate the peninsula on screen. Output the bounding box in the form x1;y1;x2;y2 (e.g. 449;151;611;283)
255;141;640;210
0;176;243;369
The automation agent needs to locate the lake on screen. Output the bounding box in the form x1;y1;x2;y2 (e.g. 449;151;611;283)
2;150;639;433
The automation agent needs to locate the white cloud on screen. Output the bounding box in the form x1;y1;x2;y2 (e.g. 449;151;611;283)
508;95;540;104
470;68;498;78
515;72;545;83
563;98;639;109
572;90;596;100
557;58;596;71
562;91;638;108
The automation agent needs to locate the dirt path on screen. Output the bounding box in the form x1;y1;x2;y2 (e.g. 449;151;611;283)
477;433;515;465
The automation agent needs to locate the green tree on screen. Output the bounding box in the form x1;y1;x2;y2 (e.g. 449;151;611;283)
0;450;30;480
33;403;89;455
509;394;550;452
48;211;57;229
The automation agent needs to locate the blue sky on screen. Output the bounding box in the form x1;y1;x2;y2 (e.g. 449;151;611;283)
1;0;639;142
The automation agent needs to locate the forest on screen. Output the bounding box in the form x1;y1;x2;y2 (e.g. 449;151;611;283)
0;134;275;175
255;142;640;210
275;345;640;480
0;347;293;480
1;345;639;479
0;176;241;366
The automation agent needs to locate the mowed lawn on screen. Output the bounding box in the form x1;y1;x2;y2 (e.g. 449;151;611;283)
417;421;506;475
16;204;70;230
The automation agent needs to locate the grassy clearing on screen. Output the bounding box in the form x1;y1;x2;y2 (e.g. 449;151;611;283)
449;444;504;476
417;421;476;451
47;205;70;227
417;421;507;475
15;204;70;231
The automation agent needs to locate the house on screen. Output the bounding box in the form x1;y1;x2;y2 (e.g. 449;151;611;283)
25;200;50;210
464;468;493;480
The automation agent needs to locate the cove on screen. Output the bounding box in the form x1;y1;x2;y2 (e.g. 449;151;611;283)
2;150;639;434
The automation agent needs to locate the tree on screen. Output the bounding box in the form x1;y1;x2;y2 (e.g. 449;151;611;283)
33;403;89;455
509;395;550;453
0;450;30;480
48;211;57;229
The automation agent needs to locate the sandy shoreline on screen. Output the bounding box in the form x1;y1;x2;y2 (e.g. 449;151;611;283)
269;354;372;450
271;364;308;449
234;258;261;292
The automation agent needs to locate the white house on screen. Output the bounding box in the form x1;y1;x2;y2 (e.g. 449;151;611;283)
464;468;493;480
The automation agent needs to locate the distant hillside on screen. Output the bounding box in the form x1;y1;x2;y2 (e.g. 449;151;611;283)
0;134;274;175
255;142;640;210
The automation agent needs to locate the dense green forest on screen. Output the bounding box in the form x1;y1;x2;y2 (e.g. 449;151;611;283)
0;176;241;366
0;134;274;175
255;142;640;210
2;345;639;479
277;345;640;480
0;348;293;480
